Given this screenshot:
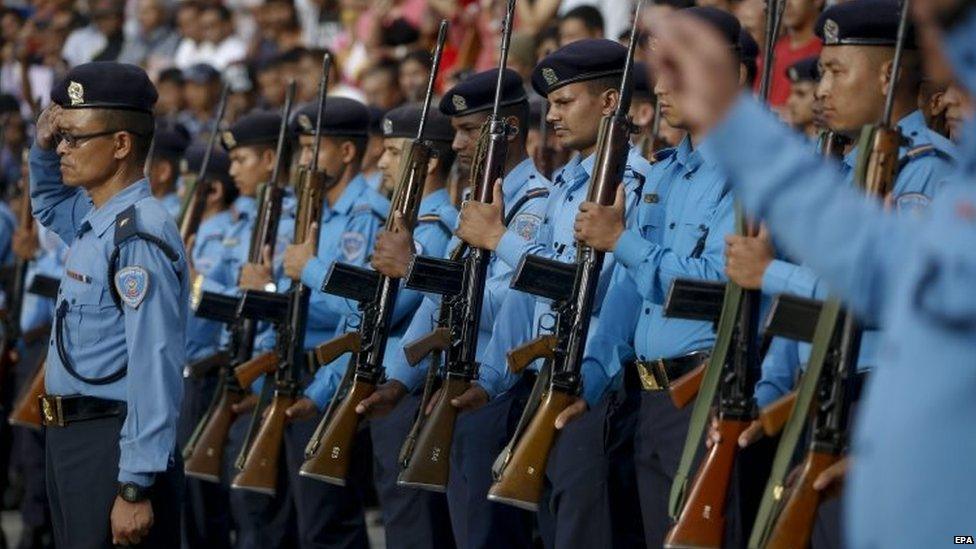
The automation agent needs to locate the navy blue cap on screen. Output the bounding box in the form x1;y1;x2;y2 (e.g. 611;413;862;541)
633;62;653;100
289;96;370;138
440;68;527;117
153;122;191;159
51;62;157;114
682;7;741;49
739;29;759;63
183;142;233;187
531;39;627;96
381;103;455;143
816;0;916;49
221;110;281;150
368;106;387;136
787;56;820;82
184;63;221;84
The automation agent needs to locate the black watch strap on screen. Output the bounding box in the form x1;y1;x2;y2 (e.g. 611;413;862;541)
118;482;151;503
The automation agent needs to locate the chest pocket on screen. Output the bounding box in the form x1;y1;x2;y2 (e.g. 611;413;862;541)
62;271;114;347
638;201;666;245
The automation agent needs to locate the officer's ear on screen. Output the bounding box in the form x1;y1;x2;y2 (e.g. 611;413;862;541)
260;148;277;174
426;154;440;178
158;159;174;185
339;140;358;165
113;131;134;161
504;115;521;143
602;88;620;116
879;58;895;98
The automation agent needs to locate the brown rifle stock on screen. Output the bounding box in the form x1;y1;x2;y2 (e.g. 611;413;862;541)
299;379;375;485
669;362;707;409
486;388;575;511
862;127;900;197
665;418;750;549
183;384;244;482
9;361;45;429
231;391;295;495
313;332;361;368
397;375;469;490
506;335;557;374
403;327;450;366
233;351;279;388
760;390;798;437
764;450;841;549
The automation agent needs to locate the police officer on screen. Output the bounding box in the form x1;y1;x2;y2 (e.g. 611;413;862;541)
30;62;187;547
572;8;741;547
784;57;822;138
358;68;550;549
648;0;976;544
472;38;654;549
146;123;190;218
360;103;458;549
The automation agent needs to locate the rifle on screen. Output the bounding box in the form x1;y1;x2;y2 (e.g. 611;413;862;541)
231;55;333;495
533;100;556;180
179;84;231;243
182;82;297;482
299;21;450;486
1;170;37;393
664;1;787;545
486;1;643;511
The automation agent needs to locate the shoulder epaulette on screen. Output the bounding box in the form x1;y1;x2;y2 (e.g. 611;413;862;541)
114;205;139;246
898;144;954;172
650;148;677;164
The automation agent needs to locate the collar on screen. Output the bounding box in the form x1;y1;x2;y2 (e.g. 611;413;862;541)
842;110;929;170
84;179;152;238
233;195;257;220
330;173;368;216
502;158;538;203
419;188;449;214
674;136;703;175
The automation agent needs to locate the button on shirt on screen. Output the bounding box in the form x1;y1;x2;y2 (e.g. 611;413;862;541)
30;146;187;487
582;136;734;402
479;147;653;405
384;158;550;395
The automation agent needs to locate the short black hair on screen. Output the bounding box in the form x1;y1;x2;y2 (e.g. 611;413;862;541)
158;67;184;85
95;109;155;164
202;3;232;21
402;49;433;72
562;5;605;34
364;58;400;83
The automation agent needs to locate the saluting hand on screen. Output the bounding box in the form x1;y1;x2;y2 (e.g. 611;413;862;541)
455;179;505;251
111;497;153;546
34;104;62;150
283;222;318;281
238;245;274;291
574;185;626;252
724;225;774;290
355;380;408;417
372;213;414;278
285;397;319;421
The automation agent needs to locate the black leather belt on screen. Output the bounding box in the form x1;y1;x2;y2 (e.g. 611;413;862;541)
634;351;710;392
40;395;126;427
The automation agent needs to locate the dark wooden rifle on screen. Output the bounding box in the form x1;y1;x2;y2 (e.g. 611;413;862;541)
299;21;450;486
486;1;643;511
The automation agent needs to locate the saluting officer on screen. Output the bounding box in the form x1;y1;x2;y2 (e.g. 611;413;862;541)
646;0;976;543
573;8;742;548
30;62;187;547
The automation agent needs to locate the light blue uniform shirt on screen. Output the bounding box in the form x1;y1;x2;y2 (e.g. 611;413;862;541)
185;209;235;361
30;146;188;487
581;136;734;403
479;147;653;405
699;15;976;539
753;110;956;407
157;191;181;219
384;157;550;395
20;226;67;334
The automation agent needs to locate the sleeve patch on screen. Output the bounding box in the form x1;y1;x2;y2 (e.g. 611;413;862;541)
895;192;931;214
114;266;150;309
341;232;367;262
511;212;542;242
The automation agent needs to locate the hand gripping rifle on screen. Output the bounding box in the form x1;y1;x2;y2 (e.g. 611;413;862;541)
664;0;787;545
179;83;231;243
182;82;297;482
485;1;643;511
298;21;450;486
230;54;333;495
389;0;520;492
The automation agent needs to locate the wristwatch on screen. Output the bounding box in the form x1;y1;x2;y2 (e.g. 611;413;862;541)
264;281;277;293
118;482;151;503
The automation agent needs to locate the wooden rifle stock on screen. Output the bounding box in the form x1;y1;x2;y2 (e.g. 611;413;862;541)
231;391;294;495
183;382;244;482
487;388;575;511
233;351;279;388
760;390;797;437
862;127;901;197
402;327;450;366
764;450;841;549
669;362;706;409
665;418;750;549
397;375;468;490
313;332;361;368
506;335;557;374
300;379;375;485
9;361;45;429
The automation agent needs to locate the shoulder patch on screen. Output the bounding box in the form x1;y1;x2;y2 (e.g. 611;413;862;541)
114;266;150;309
895;192;932;214
510;212;542;241
341;232;367;262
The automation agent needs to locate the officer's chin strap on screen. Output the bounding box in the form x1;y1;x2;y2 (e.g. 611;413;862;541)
55;301;127;385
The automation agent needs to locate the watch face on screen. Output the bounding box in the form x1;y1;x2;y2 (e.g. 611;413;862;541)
123;484;139;501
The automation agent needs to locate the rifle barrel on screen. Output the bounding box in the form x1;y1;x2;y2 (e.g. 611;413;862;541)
882;0;911;126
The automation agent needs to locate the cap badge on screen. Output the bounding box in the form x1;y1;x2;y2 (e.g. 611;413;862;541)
222;131;237;149
298;114;313;132
542;67;559;87
67;81;84;106
823;19;839;45
383;118;394;136
452;95;468;112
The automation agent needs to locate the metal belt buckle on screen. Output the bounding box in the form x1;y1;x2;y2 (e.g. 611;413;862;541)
39;395;65;427
636;360;669;391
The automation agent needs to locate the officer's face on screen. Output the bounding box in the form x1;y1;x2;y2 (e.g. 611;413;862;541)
816;46;888;133
55;109;123;188
297;135;345;176
229;146;272;197
787;81;817;128
547;81;615;154
450;112;490;173
783;0;821;30
378;137;409;194
653;76;688;132
942;83;974;141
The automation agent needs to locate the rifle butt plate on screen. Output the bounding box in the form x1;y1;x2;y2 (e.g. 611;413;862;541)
229;480;275;497
396;479;447;493
184;471;221;484
298;468;347;487
485;493;540;513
